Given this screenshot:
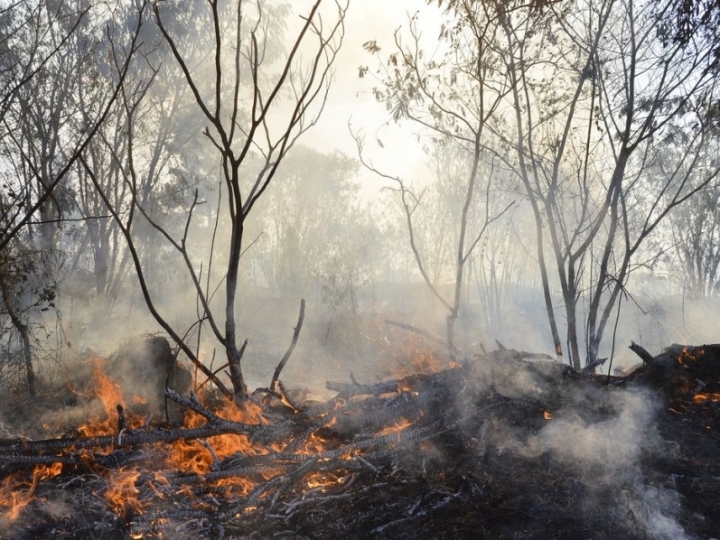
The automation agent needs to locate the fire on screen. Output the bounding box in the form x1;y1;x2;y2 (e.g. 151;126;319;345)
34;462;63;482
375;417;412;438
148;472;169;500
104;468;143;517
3;359;361;527
544;411;553;420
0;474;35;521
163;400;269;477
75;359;144;437
300;430;331;454
92;359;126;413
380;332;458;379
406;349;452;374
220;399;267;426
305;471;347;490
0;462;63;521
61;362;277;519
676;346;705;367
397;380;412;393
164;439;214;475
214;476;255;497
693;393;720;403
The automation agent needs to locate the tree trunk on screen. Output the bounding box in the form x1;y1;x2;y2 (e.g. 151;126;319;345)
0;281;35;397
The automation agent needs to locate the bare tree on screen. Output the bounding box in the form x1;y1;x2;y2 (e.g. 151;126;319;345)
663;128;720;298
355;6;514;356
0;0;147;395
90;0;348;402
360;0;719;369
670;192;720;299
0;0;147;254
492;0;720;368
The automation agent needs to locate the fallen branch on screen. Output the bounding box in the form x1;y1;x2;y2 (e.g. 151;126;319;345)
384;319;460;355
629;342;655;365
0;390;259;455
580;356;608;374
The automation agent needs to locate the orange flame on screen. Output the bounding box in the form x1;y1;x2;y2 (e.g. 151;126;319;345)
0;474;34;521
104;468;143;517
0;462;63;520
164;400;269;481
375;417;412;438
693;393;720;403
676;346;705;367
71;360;150;438
92;359;126;413
380;333;456;379
544;411;553;420
75;361;127;437
305;471;347;490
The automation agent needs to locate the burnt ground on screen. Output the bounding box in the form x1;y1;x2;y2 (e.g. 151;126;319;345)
1;343;720;539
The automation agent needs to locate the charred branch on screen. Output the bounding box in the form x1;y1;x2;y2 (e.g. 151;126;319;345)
270;299;306;396
629;341;655;365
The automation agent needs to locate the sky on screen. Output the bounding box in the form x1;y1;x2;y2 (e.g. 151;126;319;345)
300;0;438;199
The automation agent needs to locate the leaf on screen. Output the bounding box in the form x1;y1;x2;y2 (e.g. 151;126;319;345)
362;40;381;54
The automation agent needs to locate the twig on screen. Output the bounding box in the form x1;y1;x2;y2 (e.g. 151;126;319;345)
270;299;306;394
384;319;460;354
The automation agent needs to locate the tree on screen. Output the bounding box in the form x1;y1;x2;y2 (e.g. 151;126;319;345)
494;0;720;368
91;0;349;402
354;7;514;356
362;0;720;370
0;0;147;395
251;147;361;296
665;131;720;298
0;0;147;254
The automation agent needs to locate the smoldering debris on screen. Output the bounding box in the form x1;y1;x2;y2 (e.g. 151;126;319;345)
0;343;720;539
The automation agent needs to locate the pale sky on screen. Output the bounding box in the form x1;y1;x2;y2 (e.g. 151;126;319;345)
300;0;441;199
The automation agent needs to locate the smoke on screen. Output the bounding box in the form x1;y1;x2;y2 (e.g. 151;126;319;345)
518;385;691;540
626;483;689;540
526;388;658;469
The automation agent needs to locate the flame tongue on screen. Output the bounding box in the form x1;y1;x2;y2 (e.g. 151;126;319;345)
0;463;63;521
692;393;720;403
104;468;143;518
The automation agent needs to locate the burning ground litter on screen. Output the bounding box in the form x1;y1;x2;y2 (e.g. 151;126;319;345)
1;343;720;538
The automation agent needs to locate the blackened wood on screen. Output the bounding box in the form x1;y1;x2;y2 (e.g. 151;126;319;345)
0;390;261;454
629;341;655;364
325;380;399;396
580;356;608;374
270;299;305;394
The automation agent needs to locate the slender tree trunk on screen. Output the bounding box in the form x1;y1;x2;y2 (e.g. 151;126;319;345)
564;292;582;370
0;281;36;397
94;243;109;297
225;213;247;399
